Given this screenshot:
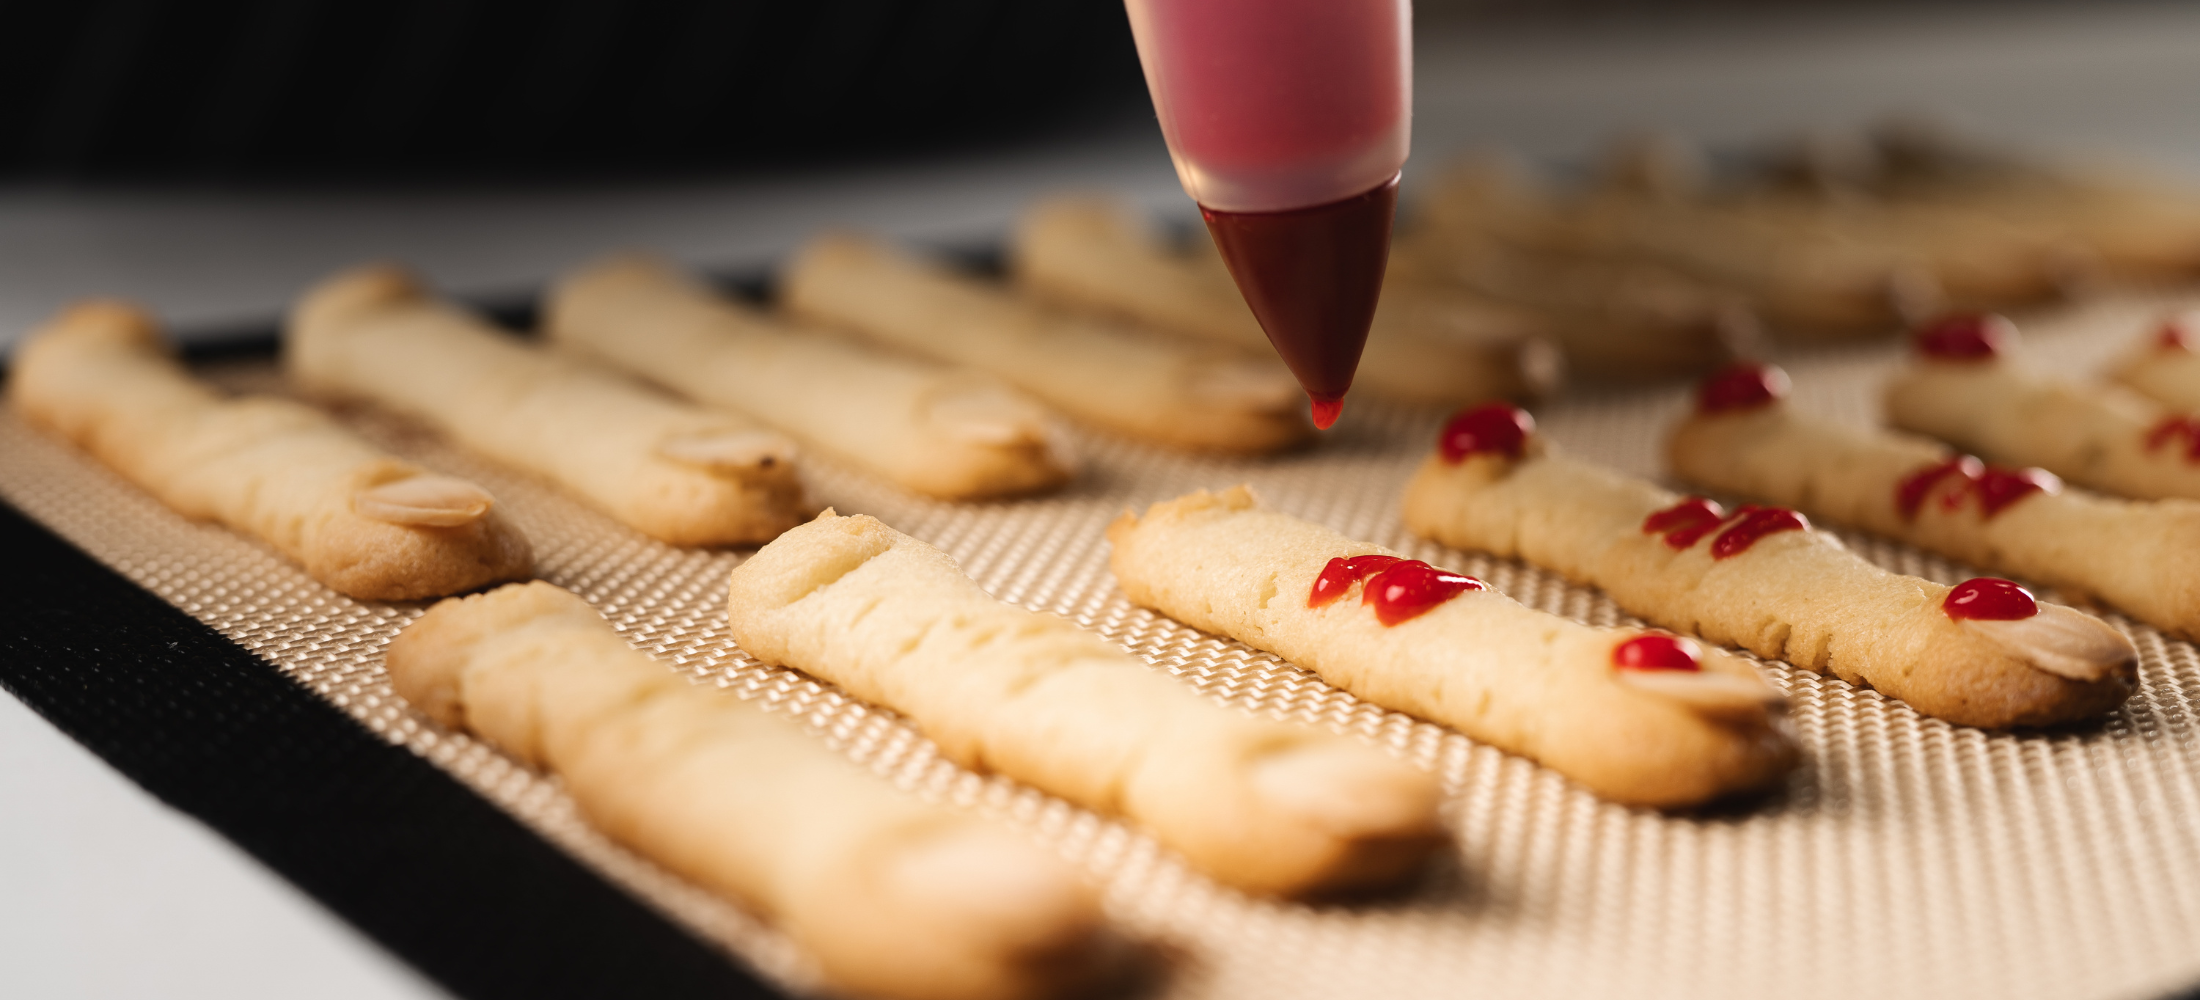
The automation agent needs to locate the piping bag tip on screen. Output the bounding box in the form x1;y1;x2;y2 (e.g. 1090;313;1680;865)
1311;395;1345;430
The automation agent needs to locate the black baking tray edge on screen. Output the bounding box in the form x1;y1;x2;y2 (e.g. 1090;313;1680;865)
0;310;786;1000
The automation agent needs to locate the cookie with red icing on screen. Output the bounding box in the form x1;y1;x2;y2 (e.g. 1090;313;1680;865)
1109;485;1798;809
1404;399;2135;728
2105;309;2200;416
1887;313;2200;502
1674;360;2200;643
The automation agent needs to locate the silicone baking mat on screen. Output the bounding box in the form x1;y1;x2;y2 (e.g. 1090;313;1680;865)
6;289;2200;1000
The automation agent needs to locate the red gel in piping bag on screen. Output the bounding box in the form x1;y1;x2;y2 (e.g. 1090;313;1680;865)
1125;0;1411;430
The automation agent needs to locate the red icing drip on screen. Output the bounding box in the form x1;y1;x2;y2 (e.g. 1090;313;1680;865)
1710;505;1808;559
1202;177;1397;411
1361;559;1488;626
1973;466;2058;516
1696;362;1791;414
1308;554;1404;608
1915;313;2013;360
1310;396;1345;430
2157;319;2194;352
2145;415;2200;463
1642;496;1728;550
1438;403;1535;463
1612;634;1703;672
1895;457;1983;519
1895;456;2057;519
1943;578;2039;621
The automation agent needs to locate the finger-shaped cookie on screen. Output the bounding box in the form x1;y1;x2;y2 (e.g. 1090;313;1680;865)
1401;403;2134;727
1109;486;1798;807
1009;197;1562;406
387;581;1115;1000
544;254;1073;501
2105;310;2200;413
288;264;807;546
1388;227;1755;381
779;234;1311;454
724;511;1444;896
1421;151;1939;338
1671;362;2200;641
1885;313;2200;501
9;301;531;600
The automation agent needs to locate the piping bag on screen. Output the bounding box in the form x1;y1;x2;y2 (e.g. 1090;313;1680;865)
1124;0;1411;429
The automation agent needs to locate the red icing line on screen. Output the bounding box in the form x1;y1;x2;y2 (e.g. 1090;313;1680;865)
1308;554;1404;608
2158;319;2194;353
1943;578;2039;621
2145;415;2200;463
1612;634;1703;672
1642;496;1728;550
1915;313;2014;360
1696;362;1790;414
1895;456;2057;519
1710;505;1808;559
1361;560;1488;626
1437;403;1535;463
1972;466;2058;516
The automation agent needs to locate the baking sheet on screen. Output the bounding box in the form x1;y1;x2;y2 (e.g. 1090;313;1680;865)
6;288;2200;1000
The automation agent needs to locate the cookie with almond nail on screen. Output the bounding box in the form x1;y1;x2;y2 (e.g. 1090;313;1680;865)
288;264;807;546
1109;486;1799;809
780;234;1312;454
545;254;1075;500
2104;309;2200;421
1887;313;2200;502
1403;401;2135;728
388;581;1120;1000
1674;359;2200;644
724;510;1443;896
8;300;532;600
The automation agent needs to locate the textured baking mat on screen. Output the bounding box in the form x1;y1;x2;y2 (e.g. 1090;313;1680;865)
7;291;2200;1000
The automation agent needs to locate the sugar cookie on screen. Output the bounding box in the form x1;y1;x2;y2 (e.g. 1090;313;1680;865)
545;254;1073;500
387;581;1115;1000
1110;486;1799;807
724;511;1444;896
1672;361;2200;641
288;264;806;546
1009;197;1562;406
1402;403;2134;727
1885;314;2200;501
779;235;1311;454
9;300;531;600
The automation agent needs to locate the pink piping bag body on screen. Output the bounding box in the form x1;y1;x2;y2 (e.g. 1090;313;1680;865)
1123;0;1412;428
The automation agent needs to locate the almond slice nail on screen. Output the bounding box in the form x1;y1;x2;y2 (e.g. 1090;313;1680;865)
354;475;496;527
1965;602;2137;682
658;428;797;472
1249;742;1443;838
927;384;1049;445
1616;668;1785;720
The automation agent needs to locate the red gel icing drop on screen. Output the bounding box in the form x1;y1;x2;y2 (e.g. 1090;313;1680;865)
1310;396;1345;430
1696;362;1791;414
2146;415;2200;463
1642;496;1728;550
1710;505;1808;559
1895;456;2056;519
1438;403;1535;463
1973;466;2059;515
1895;457;1982;520
1308;554;1404;608
1612;634;1703;672
1203;177;1397;423
1361;560;1488;626
1915;313;2014;360
2158;319;2194;352
1943;578;2039;621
